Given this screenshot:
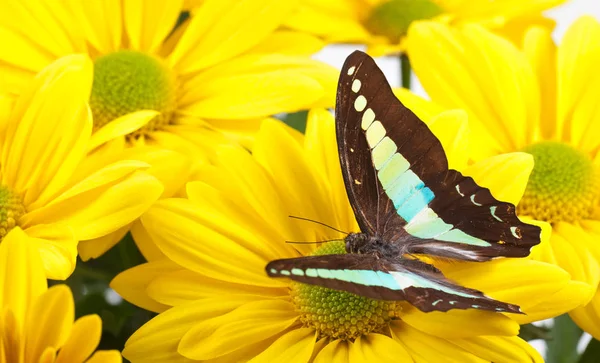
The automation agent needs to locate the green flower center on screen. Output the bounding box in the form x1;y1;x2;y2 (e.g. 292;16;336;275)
365;0;443;42
290;241;399;341
518;141;600;223
0;186;25;241
90;50;178;138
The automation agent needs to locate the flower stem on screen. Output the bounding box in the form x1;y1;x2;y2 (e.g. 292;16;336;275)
400;53;411;89
546;314;583;363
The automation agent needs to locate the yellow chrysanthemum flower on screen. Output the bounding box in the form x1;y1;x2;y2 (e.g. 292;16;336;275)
406;16;600;339
0;227;121;363
0;54;162;279
112;112;588;362
285;0;564;56
0;0;336;152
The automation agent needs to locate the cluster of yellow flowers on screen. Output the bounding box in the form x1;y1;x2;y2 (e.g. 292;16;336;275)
1;0;600;362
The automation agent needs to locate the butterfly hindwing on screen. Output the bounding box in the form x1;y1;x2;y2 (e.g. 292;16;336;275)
266;254;521;313
337;51;540;261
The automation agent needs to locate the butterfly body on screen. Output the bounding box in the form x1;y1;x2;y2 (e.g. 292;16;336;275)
266;50;540;314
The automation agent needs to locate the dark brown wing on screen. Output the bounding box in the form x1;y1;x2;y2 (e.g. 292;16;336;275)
335;51;540;261
266;254;521;313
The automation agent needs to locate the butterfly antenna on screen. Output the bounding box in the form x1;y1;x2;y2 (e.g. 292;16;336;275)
285;238;342;245
288;215;348;235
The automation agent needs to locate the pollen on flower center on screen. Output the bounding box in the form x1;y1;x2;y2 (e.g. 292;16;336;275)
0;185;25;240
364;0;443;42
90;50;178;138
290;241;398;341
518;141;600;223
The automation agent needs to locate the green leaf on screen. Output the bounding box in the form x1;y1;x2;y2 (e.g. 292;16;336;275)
578;338;600;363
279;110;308;133
546;314;583;363
519;323;551;341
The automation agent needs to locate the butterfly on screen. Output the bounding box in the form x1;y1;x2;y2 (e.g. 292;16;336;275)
266;51;541;313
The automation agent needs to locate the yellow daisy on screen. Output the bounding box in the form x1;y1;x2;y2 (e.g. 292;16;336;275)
0;0;337;151
0;54;162;280
285;0;564;56
406;16;600;339
0;227;121;363
112;112;588;362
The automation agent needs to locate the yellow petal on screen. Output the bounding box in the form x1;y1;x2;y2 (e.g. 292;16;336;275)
350;334;413;363
143;197;285;285
124;0;182;53
23;223;78;280
393;88;446;124
254;119;341;241
515;280;592;325
249;328;316;363
284;5;370;43
110;260;180;313
313;340;350;363
38;347;57;363
427;109;470;170
179;299;297;360
23;285;73;363
463;152;533;206
390;321;484;363
557;16;600;146
88;110;158;152
401;307;518;339
26;167;162;241
1;308;22;363
181;71;325;120
69;0;122;53
442;258;570;313
247;30;324;56
552;222;600;291
169;0;296;73
304;109;356;234
118;146;193;199
525;218;555;264
451;335;543;363
407;22;539;155
130;219;166;262
147;269;286;307
123;297;277;362
78;225;129;261
523;26;557;140
55;315;101;363
3;55;93;207
570;287;600;340
0;1;84;66
86;350;123;363
0;227;46;325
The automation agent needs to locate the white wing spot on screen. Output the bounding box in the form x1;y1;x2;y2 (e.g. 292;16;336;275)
280;270;290;276
490;206;503;222
350;148;355;153
351;79;362;93
361;108;375;130
270;268;277;274
470;194;482;206
449;301;457;305
510;226;522;239
347;66;356;75
354;179;362;185
354;95;367;112
455;184;464;197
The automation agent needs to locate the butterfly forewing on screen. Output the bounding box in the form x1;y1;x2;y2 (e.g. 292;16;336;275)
337;51;541;261
266;255;521;313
